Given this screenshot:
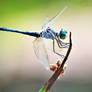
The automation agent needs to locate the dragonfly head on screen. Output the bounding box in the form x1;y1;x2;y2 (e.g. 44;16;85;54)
59;29;67;39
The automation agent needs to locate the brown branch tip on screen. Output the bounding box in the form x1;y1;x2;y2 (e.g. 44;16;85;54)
45;32;72;92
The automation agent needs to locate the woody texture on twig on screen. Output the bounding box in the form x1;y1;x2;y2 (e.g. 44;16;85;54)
39;32;72;92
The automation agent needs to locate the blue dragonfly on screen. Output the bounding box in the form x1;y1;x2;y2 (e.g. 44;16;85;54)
0;6;69;69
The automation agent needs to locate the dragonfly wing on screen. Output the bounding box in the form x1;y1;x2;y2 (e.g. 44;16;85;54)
33;37;50;70
42;16;49;29
42;6;68;30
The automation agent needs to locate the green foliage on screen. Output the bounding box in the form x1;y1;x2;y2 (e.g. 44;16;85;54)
39;85;47;92
0;0;92;19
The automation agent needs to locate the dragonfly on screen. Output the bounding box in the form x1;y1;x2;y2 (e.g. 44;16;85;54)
0;6;69;70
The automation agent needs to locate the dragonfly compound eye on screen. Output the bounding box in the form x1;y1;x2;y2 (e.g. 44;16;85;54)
59;29;67;39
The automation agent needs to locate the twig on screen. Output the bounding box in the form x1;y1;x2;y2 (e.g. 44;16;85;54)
45;32;72;92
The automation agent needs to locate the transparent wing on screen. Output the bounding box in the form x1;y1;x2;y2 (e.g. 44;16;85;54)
33;37;50;70
42;16;49;29
42;6;68;30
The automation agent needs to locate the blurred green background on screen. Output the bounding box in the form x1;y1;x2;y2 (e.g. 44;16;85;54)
0;0;92;92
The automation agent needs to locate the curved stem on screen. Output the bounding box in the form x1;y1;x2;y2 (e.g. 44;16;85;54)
44;32;72;92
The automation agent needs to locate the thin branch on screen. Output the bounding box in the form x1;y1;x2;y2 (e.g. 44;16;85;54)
44;32;72;92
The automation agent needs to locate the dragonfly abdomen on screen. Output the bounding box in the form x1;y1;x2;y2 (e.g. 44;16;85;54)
0;27;41;37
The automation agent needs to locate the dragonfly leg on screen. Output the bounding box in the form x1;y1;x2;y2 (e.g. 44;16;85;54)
59;37;70;45
53;39;65;58
56;38;70;48
60;40;70;46
59;41;70;48
56;38;69;48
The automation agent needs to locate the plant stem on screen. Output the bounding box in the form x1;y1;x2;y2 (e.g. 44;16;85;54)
45;32;72;92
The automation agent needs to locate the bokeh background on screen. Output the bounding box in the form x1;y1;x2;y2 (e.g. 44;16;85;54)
0;0;92;92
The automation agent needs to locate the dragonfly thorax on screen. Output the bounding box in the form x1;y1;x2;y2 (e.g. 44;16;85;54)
41;28;57;39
